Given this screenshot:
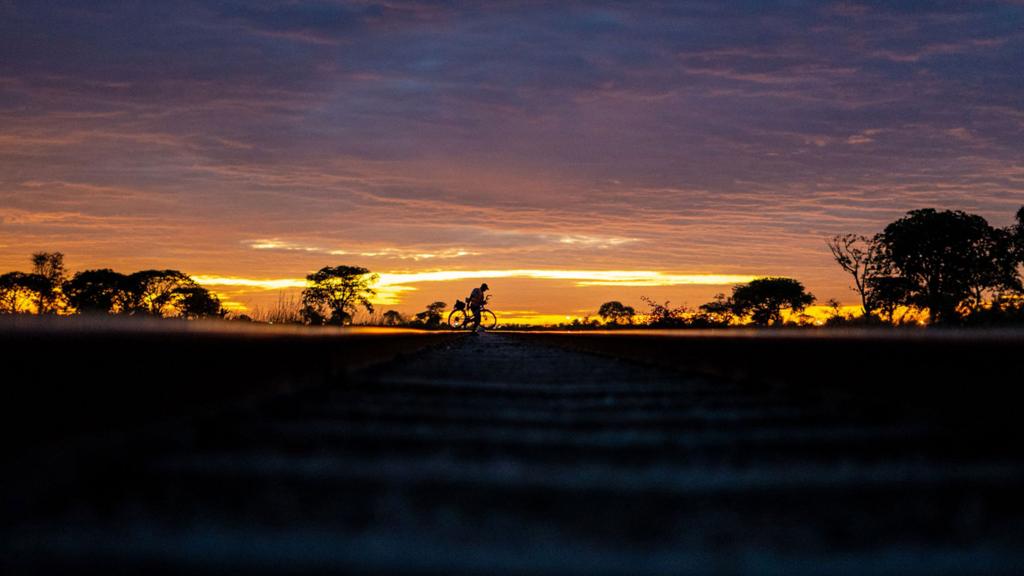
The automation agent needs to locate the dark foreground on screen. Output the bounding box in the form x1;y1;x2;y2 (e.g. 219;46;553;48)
3;323;1024;574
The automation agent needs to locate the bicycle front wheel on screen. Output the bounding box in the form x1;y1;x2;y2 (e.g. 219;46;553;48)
448;309;468;329
480;309;498;330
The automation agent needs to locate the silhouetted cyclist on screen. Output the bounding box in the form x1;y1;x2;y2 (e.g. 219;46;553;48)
467;282;489;332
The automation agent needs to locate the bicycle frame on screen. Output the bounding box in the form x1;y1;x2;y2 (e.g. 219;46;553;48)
449;296;497;329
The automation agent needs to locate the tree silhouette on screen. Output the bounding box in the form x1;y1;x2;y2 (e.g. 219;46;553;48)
0;255;221;319
300;305;328;326
822;298;849;326
827;234;884;318
730;277;815;326
983;226;1024;304
0;272;40;314
31;252;65;281
107;269;223;318
875;209;1015;324
869;276;915;325
301;265;378;326
65;269;131;314
175;285;225;319
413;301;447;328
1011;207;1019;248
597;301;635;325
381;310;405;326
640;296;688;328
1010;206;1024;286
29;252;67;314
695;293;734;327
123;270;197;317
0;253;67;314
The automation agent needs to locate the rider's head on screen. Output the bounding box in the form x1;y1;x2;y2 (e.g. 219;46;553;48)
480;283;489;292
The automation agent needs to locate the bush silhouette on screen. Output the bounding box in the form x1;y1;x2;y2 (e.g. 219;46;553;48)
730;277;815;326
413;301;447;328
598;301;635;325
381;310;405;326
694;293;733;327
640;297;688;328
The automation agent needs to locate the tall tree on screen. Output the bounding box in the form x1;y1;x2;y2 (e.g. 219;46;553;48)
29;252;67;314
730;277;815;326
597;301;635;325
875;209;1010;324
301;265;378;326
826;234;884;317
65;269;131;314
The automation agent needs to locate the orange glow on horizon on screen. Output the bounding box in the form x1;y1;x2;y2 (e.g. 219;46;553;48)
193;269;761;313
194;270;756;292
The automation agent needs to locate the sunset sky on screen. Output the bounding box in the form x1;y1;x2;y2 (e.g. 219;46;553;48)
2;1;1022;323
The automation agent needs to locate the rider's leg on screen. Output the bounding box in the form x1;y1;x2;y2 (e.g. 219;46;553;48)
470;305;482;330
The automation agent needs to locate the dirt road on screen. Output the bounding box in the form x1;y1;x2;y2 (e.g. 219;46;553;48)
5;333;1023;574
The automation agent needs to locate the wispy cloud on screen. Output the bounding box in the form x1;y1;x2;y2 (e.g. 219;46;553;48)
193;269;758;308
1;1;1022;317
246;239;479;261
195;270;756;291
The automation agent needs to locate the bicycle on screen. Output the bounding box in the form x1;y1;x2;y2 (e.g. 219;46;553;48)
448;295;498;330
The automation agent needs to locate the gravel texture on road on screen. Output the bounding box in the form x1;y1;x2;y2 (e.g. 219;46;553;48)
5;333;1024;575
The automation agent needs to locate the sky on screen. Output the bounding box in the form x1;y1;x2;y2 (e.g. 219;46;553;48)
2;1;1022;323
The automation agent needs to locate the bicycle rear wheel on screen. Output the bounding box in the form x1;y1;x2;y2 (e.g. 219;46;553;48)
448;309;468;329
480;310;498;330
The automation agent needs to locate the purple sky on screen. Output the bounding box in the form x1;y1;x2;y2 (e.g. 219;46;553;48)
2;1;1022;319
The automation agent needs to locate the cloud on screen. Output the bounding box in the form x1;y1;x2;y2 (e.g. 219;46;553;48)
867;38;1010;63
2;0;1022;315
846;129;884;145
194;269;757;290
247;238;479;261
193;269;759;308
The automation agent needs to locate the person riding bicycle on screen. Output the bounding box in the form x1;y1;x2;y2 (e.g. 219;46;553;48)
466;282;489;331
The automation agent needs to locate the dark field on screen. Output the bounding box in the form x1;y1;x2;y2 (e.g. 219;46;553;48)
2;318;1024;574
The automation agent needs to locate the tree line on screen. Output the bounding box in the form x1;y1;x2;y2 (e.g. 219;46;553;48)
0;253;223;318
299;263;822;329
587;206;1024;328
588;276;817;329
5;206;1021;328
0;257;411;327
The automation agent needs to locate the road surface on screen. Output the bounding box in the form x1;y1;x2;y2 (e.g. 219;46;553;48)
5;332;1023;574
